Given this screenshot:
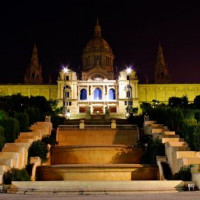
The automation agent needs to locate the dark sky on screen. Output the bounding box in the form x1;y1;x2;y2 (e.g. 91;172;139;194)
1;0;200;83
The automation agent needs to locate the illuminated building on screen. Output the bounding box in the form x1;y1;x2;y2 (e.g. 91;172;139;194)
0;22;200;118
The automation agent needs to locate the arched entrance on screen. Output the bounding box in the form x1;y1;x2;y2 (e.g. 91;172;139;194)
109;89;116;100
80;89;87;100
94;88;102;100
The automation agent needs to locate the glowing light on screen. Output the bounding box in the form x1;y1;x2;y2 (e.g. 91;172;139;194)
126;67;132;74
125;113;130;118
63;66;69;73
65;111;71;119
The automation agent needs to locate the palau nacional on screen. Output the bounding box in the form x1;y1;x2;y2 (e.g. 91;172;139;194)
2;21;200;119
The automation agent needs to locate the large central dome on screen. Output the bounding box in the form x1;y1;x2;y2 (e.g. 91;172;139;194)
82;21;114;73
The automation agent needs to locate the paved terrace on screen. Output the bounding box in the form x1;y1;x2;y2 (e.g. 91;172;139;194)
1;192;200;200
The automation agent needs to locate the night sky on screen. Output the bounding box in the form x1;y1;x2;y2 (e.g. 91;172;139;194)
1;0;200;83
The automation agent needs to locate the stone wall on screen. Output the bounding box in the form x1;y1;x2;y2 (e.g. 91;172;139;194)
0;121;52;183
51;146;143;164
0;84;57;100
138;83;200;103
57;129;138;146
144;119;200;189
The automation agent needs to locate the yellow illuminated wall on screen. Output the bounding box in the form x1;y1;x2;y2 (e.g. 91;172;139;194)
0;83;200;108
0;84;57;100
138;84;200;104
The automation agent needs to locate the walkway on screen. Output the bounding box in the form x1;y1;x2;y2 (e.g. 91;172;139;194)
1;192;200;200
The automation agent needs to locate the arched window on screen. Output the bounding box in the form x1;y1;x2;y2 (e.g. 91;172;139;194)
109;89;116;100
63;85;71;98
80;89;87;100
94;88;102;100
64;91;69;98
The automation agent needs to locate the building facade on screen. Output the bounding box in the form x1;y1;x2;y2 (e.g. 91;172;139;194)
0;22;200;118
57;21;139;118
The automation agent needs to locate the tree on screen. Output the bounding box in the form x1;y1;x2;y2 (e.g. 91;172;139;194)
14;112;29;132
181;96;188;108
169;97;182;107
0;126;5;151
168;96;188;108
194;95;200;108
140;102;152;114
25;107;40;126
28;140;48;163
0;117;20;143
195;111;200;123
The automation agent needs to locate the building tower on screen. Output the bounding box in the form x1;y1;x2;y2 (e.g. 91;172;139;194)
154;43;171;83
81;20;114;80
24;44;43;84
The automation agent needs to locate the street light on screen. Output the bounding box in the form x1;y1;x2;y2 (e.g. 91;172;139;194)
126;67;132;117
62;66;70;118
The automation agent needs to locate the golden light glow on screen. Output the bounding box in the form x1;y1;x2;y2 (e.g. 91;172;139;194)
126;67;132;74
63;67;69;74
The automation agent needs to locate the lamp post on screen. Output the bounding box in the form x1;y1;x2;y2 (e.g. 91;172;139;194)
126;67;132;116
62;66;70;118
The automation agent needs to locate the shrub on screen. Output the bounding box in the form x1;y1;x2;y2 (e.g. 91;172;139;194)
140;102;152;114
29;96;52;119
140;137;165;164
14;112;29;132
194;95;200;109
41;135;57;146
25;107;40;126
195;111;200;123
28;140;48;163
172;166;191;181
0;117;20;143
51;115;65;129
3;168;30;184
0;126;5;151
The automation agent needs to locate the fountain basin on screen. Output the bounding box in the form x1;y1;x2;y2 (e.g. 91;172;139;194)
51;145;143;164
36;164;158;181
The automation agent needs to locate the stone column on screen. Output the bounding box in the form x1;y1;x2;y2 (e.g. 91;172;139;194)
79;120;85;129
111;120;117;129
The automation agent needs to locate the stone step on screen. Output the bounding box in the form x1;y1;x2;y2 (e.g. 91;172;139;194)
9;180;185;194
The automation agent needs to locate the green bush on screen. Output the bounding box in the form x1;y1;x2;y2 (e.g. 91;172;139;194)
195;111;200;123
140;137;165;164
0;117;20;143
194;95;200;109
25;107;40;126
3;168;30;184
14;112;29;132
0;126;5;151
51;115;65;129
29;96;52;119
41;135;57;146
172;166;191;181
28;140;48;163
140;102;152;114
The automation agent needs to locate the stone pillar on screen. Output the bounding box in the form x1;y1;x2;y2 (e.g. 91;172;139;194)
79;120;85;129
45;116;51;122
102;85;105;100
30;157;41;181
111;120;116;129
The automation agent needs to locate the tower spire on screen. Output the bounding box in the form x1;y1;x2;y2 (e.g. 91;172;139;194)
154;43;171;83
94;19;101;38
24;44;43;84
